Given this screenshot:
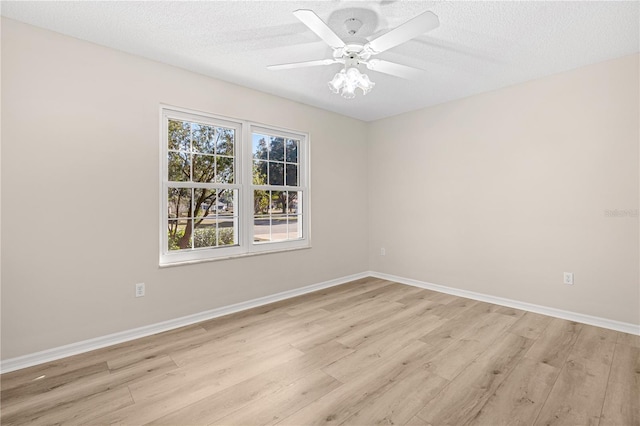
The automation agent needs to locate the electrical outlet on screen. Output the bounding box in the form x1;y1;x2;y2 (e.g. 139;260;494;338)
563;272;574;285
380;247;386;256
135;282;145;297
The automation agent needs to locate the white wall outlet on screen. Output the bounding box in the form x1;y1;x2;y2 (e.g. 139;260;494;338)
380;247;386;256
135;282;145;297
563;272;574;285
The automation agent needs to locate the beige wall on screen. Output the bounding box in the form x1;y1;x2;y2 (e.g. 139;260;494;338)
2;19;638;361
368;54;639;325
0;19;369;359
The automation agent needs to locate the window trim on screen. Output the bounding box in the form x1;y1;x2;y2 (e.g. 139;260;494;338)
159;105;310;266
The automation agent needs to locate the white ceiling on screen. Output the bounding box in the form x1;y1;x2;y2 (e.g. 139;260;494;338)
2;1;639;121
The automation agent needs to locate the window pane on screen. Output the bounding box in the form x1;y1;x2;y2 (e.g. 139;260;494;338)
269;137;285;161
288;215;302;240
168;188;192;218
168;120;190;151
270;190;286;214
192;154;216;182
168;151;190;182
286;139;298;163
284;191;299;214
253;160;268;185
192;123;216;154
253;134;268;160
254;216;270;242
289;191;301;214
285;164;298;187
168;219;192;250
193;188;218;218
268;162;284;186
219;189;236;217
216;128;235;156
254;189;269;215
194;218;217;248
217;219;236;246
271;215;287;241
216;156;234;183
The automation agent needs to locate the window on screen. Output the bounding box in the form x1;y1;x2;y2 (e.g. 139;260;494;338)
252;128;303;246
160;107;309;265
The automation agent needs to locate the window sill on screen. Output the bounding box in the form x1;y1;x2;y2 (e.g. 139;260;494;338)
158;244;311;268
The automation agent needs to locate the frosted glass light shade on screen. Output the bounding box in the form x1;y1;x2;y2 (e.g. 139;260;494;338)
328;66;375;99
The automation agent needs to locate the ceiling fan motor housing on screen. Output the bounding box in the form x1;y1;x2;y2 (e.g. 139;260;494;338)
333;44;372;63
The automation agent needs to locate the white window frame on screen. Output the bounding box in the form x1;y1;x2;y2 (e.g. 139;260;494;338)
159;105;310;266
246;124;310;255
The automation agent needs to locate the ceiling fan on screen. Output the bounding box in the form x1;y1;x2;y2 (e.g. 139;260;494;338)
267;9;440;99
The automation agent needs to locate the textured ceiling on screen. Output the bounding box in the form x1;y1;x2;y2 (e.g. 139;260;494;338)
2;1;639;121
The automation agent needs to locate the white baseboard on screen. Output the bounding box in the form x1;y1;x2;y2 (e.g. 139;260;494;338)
368;271;640;336
0;271;369;374
3;270;638;373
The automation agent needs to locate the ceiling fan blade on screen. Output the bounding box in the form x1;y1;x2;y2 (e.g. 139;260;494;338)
267;58;338;70
293;9;346;49
365;11;439;54
365;59;426;80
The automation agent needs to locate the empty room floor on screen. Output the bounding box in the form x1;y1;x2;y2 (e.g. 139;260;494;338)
1;278;638;425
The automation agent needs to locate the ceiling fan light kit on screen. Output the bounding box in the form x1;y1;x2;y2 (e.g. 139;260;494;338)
268;8;439;99
328;67;375;99
328;53;375;99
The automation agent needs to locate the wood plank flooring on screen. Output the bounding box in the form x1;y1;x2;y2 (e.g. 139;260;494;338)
1;278;639;425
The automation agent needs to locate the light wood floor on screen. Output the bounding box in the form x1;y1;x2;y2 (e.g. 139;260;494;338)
1;278;639;425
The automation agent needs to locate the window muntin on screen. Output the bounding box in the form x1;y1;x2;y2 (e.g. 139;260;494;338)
161;108;309;265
